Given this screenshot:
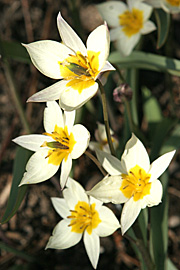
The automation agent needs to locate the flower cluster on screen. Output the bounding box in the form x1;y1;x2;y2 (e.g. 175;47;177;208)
13;8;176;269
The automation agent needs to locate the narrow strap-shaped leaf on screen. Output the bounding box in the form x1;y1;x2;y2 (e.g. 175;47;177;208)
155;9;170;49
150;172;169;270
1;147;32;224
109;51;180;76
0;40;30;63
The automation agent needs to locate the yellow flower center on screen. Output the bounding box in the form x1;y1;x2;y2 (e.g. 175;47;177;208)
42;125;76;165
119;8;143;38
59;50;100;94
120;165;152;201
67;201;101;235
166;0;180;6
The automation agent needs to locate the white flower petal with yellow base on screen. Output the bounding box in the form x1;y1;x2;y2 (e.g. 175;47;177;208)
44;100;64;132
121;197;143;235
87;175;127;204
19;149;59;185
59;81;99;111
88;134;175;234
25;12;114;111
13;101;90;188
57;12;87;56
46;178;120;269
46;219;82;250
145;0;180;14
96;1;127;28
51;197;69;218
23;41;73;79
97;0;156;56
84;230;100;269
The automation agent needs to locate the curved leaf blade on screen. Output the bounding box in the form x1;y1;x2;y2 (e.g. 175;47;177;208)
1;147;32;224
155;9;170;49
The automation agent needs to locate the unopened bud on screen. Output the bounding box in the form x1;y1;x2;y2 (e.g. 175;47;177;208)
113;83;133;103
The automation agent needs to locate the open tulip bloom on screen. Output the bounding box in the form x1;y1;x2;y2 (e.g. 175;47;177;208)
96;0;156;56
24;12;115;111
145;0;180;14
46;178;120;269
89;122;118;153
87;134;175;234
13;101;90;189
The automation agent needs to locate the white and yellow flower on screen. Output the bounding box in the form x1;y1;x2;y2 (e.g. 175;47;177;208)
24;12;114;111
89;122;118;153
145;0;180;14
97;0;156;56
87;134;175;234
46;178;120;269
13;101;90;189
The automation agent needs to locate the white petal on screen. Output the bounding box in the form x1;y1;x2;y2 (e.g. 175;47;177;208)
89;142;101;152
144;180;162;207
27;80;67;103
94;205;120;237
141;21;156;34
144;0;161;8
110;27;121;42
44;101;64;132
121;134;150;173
133;1;153;21
87;25;110;71
87;176;128;204
64;110;75;134
57;12;87;55
83;230;100;269
116;32;141;56
100;61;116;73
59;81;98;111
96;2;127;27
89;196;103;211
51;197;69;218
96;149;125;175
23;41;73;79
60;155;72;189
71;124;90;159
63;178;89;209
46;219;82;249
19;149;59;186
121;197;143;235
148;150;175;182
12;134;49;152
161;0;180;13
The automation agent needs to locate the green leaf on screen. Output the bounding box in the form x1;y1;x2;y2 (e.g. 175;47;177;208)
143;86;162;123
1;147;32;224
0;241;35;262
109;51;180;76
150;172;169;270
155;9;170;49
150;118;177;161
161;123;180;154
0;40;30;63
166;258;178;270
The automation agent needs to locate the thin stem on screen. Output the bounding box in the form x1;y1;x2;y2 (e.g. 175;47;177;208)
3;58;31;134
124;99;134;132
97;79;116;157
125;234;155;270
85;151;107;177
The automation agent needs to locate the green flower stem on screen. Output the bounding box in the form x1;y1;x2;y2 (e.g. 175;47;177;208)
85;150;107;177
0;38;31;134
125;233;155;270
124;99;134;133
3;58;31;134
97;79;116;157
